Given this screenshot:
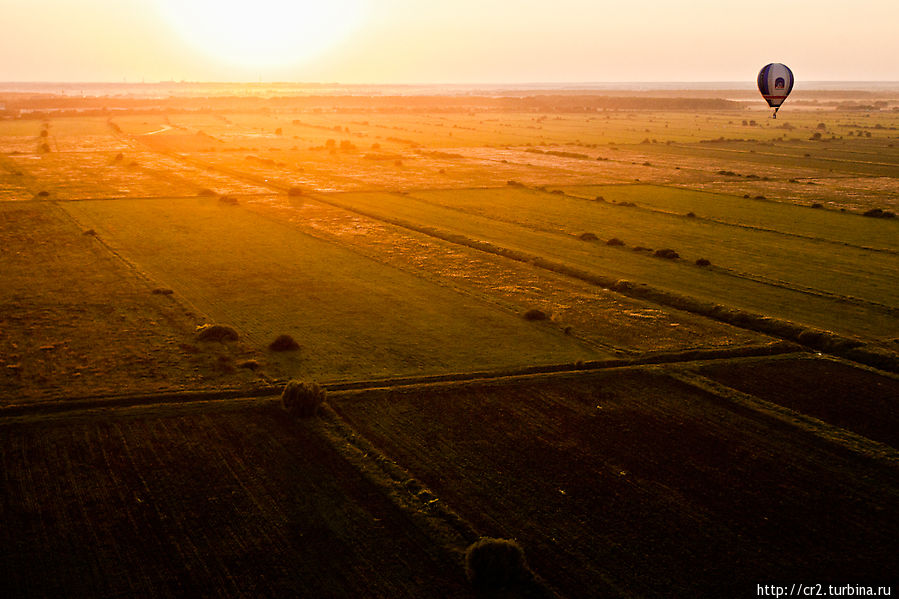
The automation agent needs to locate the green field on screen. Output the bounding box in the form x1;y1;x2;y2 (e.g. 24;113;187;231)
315;188;898;339
62;196;606;382
556;183;899;251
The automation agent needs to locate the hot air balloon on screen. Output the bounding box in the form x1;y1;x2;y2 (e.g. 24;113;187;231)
757;63;794;118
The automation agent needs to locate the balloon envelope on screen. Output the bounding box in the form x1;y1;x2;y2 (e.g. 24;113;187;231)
758;63;794;108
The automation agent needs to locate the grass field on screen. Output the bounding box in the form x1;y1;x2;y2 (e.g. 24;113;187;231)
1;89;897;597
62;196;606;382
317;188;898;339
241;193;770;355
0;201;257;403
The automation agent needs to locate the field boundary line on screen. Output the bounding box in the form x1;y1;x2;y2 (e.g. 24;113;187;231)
668;369;899;468
0;344;801;420
708;265;899;315
665;143;899;174
557;187;899;256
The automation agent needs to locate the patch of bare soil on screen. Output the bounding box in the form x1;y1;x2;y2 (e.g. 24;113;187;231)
0;401;472;598
696;355;899;447
332;368;899;596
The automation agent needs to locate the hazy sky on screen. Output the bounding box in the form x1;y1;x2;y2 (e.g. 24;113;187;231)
2;0;897;83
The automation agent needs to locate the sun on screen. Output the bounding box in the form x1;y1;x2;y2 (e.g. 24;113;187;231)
158;0;366;70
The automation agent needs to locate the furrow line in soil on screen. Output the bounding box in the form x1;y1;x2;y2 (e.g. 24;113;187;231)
667;369;899;467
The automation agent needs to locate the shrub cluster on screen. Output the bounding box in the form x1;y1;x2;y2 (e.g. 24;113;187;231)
654;248;680;259
269;334;300;351
863;208;896;219
464;538;532;590
523;309;549;321
195;324;239;342
281;380;325;418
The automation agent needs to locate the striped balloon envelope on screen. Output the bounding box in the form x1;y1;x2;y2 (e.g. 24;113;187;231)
757;63;794;118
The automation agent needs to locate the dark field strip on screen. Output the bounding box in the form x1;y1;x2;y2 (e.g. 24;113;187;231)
332;368;899;597
0;402;472;598
696;356;899;448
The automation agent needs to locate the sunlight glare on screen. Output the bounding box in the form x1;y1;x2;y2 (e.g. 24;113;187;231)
159;0;365;69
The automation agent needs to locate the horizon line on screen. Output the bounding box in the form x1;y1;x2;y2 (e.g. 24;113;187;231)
3;79;899;86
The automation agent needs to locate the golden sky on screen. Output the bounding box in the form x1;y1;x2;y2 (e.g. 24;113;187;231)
2;0;898;83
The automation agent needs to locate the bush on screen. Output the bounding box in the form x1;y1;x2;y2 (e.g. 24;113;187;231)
579;232;598;241
287;187;303;197
219;195;239;205
281;380;325;418
195;324;239;342
197;188;216;197
269;334;300;351
523;309;548;321
606;237;625;246
464;538;532;589
695;258;711;267
654;248;680;259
